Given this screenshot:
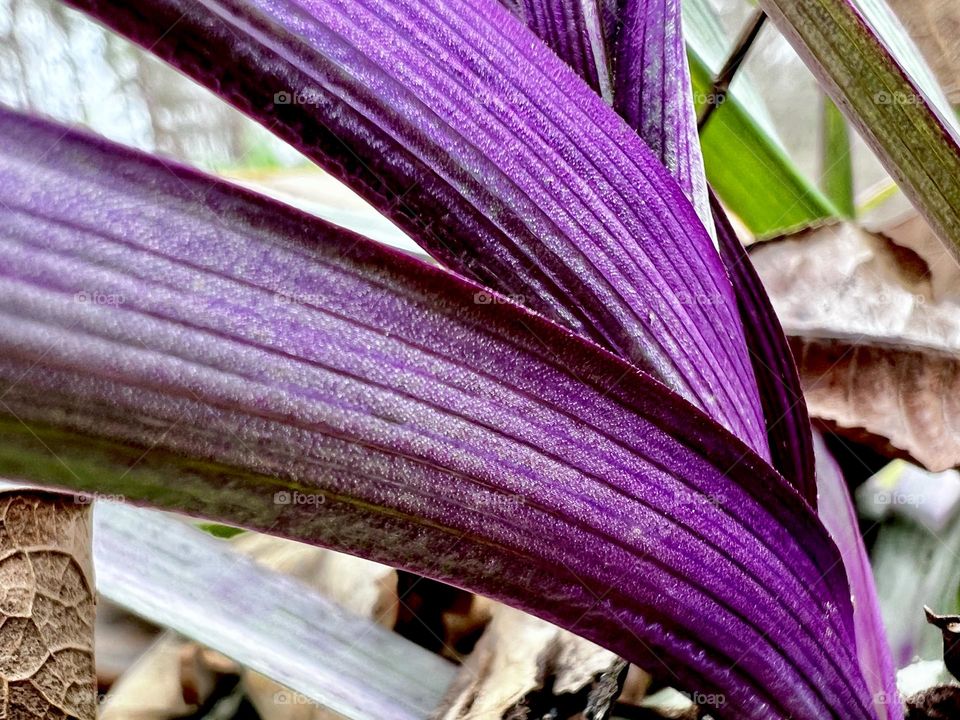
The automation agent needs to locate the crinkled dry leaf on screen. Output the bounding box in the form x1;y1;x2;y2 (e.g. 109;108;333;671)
438;595;493;660
434;604;624;720
860;193;960;301
888;0;960;104
791;336;960;470
752;224;960;470
0;490;95;720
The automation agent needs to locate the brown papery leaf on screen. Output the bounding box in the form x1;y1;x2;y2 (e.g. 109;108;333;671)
94;601;159;688
0;490;96;720
434;604;625;720
751;223;960;471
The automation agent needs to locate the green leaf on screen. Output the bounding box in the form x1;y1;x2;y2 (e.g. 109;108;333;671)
683;0;838;237
759;0;960;257
820;97;856;218
195;521;246;539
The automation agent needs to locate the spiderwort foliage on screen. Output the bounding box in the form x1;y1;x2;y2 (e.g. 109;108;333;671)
3;0;950;718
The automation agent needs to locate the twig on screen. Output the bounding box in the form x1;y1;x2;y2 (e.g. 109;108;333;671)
697;8;768;130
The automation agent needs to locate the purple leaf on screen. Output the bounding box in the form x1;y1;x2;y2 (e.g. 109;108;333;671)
713;193;816;506
63;0;769;460
0;110;874;719
814;433;902;720
501;0;614;102
613;0;712;235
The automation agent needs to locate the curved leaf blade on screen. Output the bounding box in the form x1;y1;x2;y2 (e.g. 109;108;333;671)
814;434;901;720
64;0;770;459
759;0;960;258
502;0;614;102
614;0;713;236
820;98;857;219
0;110;874;720
712;194;816;505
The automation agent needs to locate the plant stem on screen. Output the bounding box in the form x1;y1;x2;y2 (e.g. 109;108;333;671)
697;8;767;130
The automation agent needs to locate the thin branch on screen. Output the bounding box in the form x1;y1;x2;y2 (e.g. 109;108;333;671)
697;8;767;130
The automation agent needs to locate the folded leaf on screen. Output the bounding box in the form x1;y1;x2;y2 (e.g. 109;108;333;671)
814;433;901;720
64;0;769;458
0;110;874;719
501;0;614;102
713;195;816;505
509;0;819;238
759;0;960;257
100;634;227;720
435;604;623;719
614;0;713;236
94;502;452;719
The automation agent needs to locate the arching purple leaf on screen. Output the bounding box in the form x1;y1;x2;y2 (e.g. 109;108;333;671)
713;193;816;505
815;433;901;720
63;0;769;460
613;0;712;235
500;0;614;102
0;110;874;720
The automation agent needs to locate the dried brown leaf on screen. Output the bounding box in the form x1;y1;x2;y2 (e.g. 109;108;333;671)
751;223;960;470
0;490;95;720
434;604;624;720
